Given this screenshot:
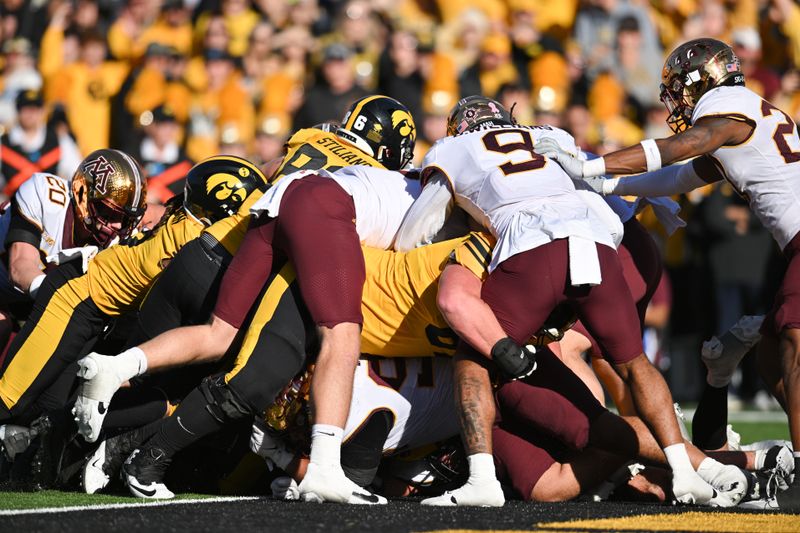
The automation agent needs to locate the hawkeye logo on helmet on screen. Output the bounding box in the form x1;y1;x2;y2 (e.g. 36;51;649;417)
82;155;116;195
206;173;246;205
391;109;415;140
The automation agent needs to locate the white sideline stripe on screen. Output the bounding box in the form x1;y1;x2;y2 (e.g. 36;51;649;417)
0;496;261;516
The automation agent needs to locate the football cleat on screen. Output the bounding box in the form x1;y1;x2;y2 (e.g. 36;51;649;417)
298;462;387;505
756;445;795;489
84;420;163;494
83;440;110;494
696;458;747;507
122;447;174;499
671;469;715;505
74;353;128;443
0;424;32;461
420;477;505;507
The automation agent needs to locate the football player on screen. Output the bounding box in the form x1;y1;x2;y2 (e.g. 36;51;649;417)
0;150;146;339
77;96;418;504
537;38;800;510
394;95;741;507
0;156;265;441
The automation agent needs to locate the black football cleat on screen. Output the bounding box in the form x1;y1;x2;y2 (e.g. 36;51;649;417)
122;446;175;499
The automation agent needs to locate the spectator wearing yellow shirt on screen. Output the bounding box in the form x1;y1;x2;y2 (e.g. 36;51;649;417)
108;0;193;62
195;0;260;58
185;49;254;161
185;13;230;93
47;31;129;155
459;32;519;99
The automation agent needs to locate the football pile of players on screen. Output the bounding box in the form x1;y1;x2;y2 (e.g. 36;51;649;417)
0;38;798;512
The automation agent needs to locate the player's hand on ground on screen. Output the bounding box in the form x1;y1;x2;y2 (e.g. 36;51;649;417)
271;476;300;500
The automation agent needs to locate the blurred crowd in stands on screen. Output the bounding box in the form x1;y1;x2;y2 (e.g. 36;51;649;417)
0;0;799;407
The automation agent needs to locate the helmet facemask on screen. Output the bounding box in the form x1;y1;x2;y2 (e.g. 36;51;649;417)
87;198;144;247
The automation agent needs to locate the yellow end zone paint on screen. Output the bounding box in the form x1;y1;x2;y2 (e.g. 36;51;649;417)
423;511;800;533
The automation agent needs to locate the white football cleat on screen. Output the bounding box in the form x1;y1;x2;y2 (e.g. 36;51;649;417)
671;470;715;505
298;462;387;505
83;440;110;494
74;353;126;442
697;459;748;507
421;478;505;507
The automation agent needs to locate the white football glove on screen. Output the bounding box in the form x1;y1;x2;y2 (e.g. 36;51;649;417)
250;418;294;471
534;137;587;179
271;476;300;501
46;245;99;273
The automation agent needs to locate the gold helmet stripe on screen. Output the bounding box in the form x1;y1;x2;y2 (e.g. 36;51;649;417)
118;150;145;207
343;95;384;130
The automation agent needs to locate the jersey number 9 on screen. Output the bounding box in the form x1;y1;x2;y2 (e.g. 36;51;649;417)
481;129;547;176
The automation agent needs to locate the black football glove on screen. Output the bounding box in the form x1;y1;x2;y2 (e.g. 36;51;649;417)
491;337;537;380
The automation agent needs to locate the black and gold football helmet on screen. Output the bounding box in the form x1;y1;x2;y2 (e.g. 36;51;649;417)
183;155;266;226
660;38;745;133
71;148;147;248
336;95;416;170
446;95;515;136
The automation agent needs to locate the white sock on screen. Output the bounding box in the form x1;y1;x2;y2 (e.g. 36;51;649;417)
309;424;343;467
116;347;148;381
664;443;695;477
466;453;496;482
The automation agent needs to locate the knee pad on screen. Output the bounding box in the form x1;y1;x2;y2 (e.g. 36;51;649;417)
198;374;253;424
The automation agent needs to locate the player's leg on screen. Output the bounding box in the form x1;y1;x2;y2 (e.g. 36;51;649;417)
576;243;730;505
125;235;231;346
0;261;105;426
276;177;374;503
73;221;279;441
424;243;564;507
123;274;310;499
551;328;606;406
693;315;764;451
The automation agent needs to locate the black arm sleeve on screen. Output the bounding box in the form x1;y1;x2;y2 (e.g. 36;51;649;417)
5;197;41;250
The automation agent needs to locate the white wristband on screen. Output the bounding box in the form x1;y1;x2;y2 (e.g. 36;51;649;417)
601;179;619;195
583;157;606;178
29;273;46;299
640;139;662;172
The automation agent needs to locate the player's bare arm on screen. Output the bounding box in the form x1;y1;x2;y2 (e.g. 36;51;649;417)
8;241;44;294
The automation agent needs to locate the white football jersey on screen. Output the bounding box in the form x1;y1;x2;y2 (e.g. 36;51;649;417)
692;85;800;250
0;172;73;262
250;166;421;249
344;357;458;454
423;124;616;272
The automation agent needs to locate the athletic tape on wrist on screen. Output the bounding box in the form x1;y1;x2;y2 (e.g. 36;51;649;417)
583;157;606;177
29;273;46;299
640;139;662;172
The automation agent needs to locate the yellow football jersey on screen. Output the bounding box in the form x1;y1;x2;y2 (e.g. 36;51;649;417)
203;127;384;255
272;128;384;183
87;209;204;315
360;231;494;357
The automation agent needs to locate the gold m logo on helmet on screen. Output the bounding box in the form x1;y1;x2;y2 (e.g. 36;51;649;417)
391;109;415;141
83;155;116;195
206;172;247;206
